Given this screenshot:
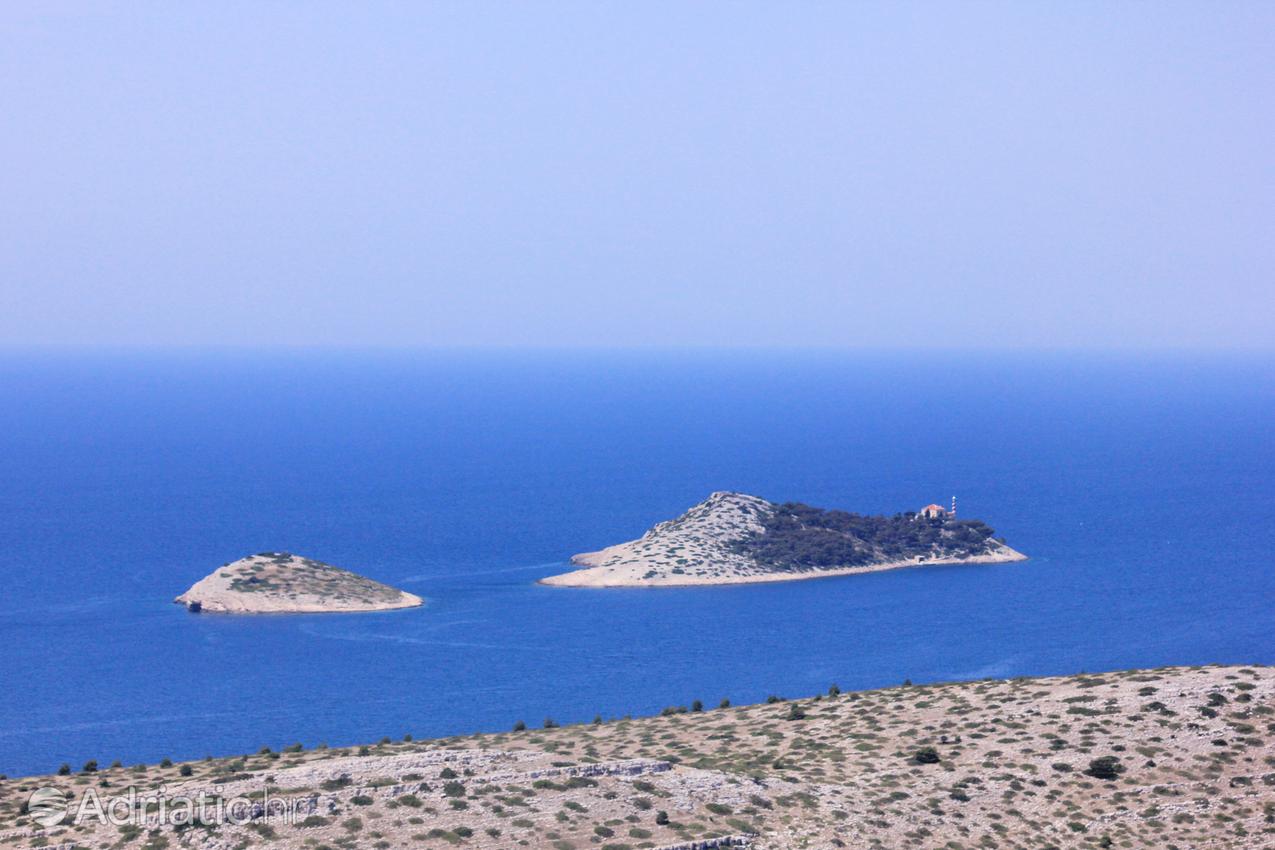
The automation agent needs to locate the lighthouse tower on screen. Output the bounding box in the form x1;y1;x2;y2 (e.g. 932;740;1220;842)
951;495;957;517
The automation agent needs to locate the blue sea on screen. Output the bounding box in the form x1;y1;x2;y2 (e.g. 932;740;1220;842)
1;350;1271;777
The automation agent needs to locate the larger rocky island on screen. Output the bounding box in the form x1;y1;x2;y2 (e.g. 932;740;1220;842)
542;491;1026;587
175;552;423;614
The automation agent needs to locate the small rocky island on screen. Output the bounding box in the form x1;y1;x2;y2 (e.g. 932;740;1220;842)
176;552;423;614
542;492;1027;587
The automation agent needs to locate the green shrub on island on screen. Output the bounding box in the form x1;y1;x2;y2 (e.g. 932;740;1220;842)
732;502;998;570
1085;756;1124;780
913;747;941;764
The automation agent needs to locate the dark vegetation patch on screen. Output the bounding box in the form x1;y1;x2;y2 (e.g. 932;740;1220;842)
732;503;999;571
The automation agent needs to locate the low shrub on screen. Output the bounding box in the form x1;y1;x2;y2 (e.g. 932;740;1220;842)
1085;756;1124;780
913;747;941;765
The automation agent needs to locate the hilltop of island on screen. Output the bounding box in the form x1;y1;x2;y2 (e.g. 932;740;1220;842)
4;664;1268;850
541;491;1026;587
175;552;423;614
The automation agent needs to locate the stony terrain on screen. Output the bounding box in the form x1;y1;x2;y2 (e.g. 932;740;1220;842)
175;552;423;614
3;665;1271;849
541;492;1026;587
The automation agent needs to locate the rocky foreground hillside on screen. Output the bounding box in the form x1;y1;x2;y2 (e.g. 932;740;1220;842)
175;552;422;614
3;665;1271;850
542;492;1026;587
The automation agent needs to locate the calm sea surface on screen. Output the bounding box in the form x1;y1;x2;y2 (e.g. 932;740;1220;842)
0;350;1271;776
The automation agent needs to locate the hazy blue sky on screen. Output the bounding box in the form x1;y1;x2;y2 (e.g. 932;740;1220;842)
2;3;1271;349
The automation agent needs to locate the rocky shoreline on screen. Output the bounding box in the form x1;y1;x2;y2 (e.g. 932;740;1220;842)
543;545;1028;588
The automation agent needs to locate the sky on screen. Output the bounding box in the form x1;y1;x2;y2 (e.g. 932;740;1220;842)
1;3;1271;350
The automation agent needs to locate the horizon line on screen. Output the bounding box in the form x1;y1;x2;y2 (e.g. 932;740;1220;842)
0;342;1272;356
